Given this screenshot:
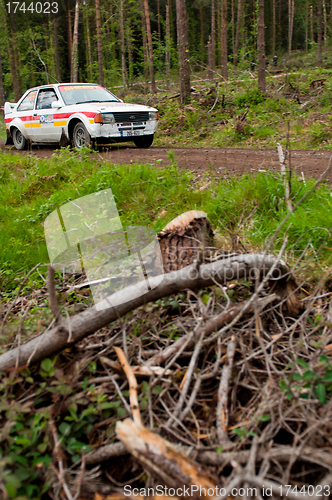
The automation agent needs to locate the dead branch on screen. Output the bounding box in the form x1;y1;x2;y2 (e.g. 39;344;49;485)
116;418;218;499
0;254;289;371
47;264;62;322
146;294;276;367
113;346;142;426
216;337;236;443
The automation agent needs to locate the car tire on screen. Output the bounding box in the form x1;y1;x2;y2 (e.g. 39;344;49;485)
133;134;154;149
12;128;28;150
72;122;92;149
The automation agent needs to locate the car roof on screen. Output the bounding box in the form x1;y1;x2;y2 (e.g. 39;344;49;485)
28;83;101;91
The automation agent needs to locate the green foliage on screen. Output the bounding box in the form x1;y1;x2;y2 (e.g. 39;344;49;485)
235;88;265;107
279;355;332;404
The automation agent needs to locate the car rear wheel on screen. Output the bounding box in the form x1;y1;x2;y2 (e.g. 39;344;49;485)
72;122;92;149
133;134;154;148
12;128;28;150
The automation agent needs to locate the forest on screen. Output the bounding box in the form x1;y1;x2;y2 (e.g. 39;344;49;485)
0;0;330;103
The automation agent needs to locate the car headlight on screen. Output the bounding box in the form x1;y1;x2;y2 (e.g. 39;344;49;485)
94;113;116;124
102;113;115;123
149;111;159;120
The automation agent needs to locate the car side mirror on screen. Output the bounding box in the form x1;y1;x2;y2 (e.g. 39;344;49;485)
51;101;61;109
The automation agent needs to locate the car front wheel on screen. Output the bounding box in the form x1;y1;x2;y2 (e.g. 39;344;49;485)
12;128;28;150
133;134;154;148
72;122;92;149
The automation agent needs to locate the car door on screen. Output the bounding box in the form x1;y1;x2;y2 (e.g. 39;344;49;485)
30;88;62;142
14;90;38;139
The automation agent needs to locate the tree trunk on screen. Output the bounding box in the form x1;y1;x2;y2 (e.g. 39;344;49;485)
127;21;134;84
141;5;149;82
119;0;128;89
176;0;191;105
258;0;266;92
67;0;73;76
53;14;62;82
211;0;216;70
71;0;79;82
311;4;314;43
272;0;276;56
220;0;228;79
143;0;156;93
208;36;213;81
7;12;21;100
157;0;161;46
200;2;204;65
323;0;327;47
305;0;308;51
0;47;5;107
231;0;235;57
288;0;295;55
233;0;242;67
166;1;171;89
84;3;93;81
318;0;323;64
95;0;104;85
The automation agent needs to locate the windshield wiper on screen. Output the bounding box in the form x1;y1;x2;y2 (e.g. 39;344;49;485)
75;99;118;104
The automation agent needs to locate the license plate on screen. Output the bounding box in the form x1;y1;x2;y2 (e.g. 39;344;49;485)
125;130;142;137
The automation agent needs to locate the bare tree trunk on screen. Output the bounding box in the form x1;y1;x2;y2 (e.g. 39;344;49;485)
71;0;79;82
305;0;308;51
220;0;228;79
119;0;128;89
311;4;314;43
166;1;171;89
84;3;93;81
233;0;241;66
143;0;156;93
7;12;21;100
141;7;149;82
176;0;191;105
200;2;204;65
67;0;73;76
95;0;104;85
0;47;5;106
272;0;276;56
231;0;235;57
127;21;134;84
258;0;266;92
288;0;295;55
211;0;216;70
208;36;213;81
323;0;327;46
318;0;323;64
157;0;161;46
53;14;62;82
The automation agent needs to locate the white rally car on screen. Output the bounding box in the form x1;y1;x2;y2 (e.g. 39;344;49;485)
4;83;159;150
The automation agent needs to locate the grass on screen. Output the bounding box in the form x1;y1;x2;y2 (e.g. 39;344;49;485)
1;148;332;298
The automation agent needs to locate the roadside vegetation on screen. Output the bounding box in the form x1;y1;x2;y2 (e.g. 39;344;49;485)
1;144;332;301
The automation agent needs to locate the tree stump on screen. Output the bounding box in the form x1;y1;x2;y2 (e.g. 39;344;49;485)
157;211;214;273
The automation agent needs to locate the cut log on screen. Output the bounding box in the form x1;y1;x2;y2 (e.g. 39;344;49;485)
158;211;214;272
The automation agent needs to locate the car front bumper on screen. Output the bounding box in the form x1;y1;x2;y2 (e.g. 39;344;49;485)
88;120;158;140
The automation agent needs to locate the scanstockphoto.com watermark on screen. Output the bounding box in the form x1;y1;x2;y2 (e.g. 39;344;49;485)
124;485;261;497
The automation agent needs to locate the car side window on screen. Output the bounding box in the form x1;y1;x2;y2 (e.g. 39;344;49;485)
17;90;37;112
36;89;58;110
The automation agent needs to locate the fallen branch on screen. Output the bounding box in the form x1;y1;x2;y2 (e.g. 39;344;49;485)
216;337;236;443
113;346;142;426
146;294;276;367
116;418;218;499
0;254;289;371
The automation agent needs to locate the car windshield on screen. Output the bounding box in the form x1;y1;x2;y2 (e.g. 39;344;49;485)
58;85;119;106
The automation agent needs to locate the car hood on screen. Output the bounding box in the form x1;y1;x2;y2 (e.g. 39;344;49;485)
63;102;157;113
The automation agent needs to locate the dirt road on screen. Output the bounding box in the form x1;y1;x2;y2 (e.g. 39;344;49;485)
1;141;332;181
